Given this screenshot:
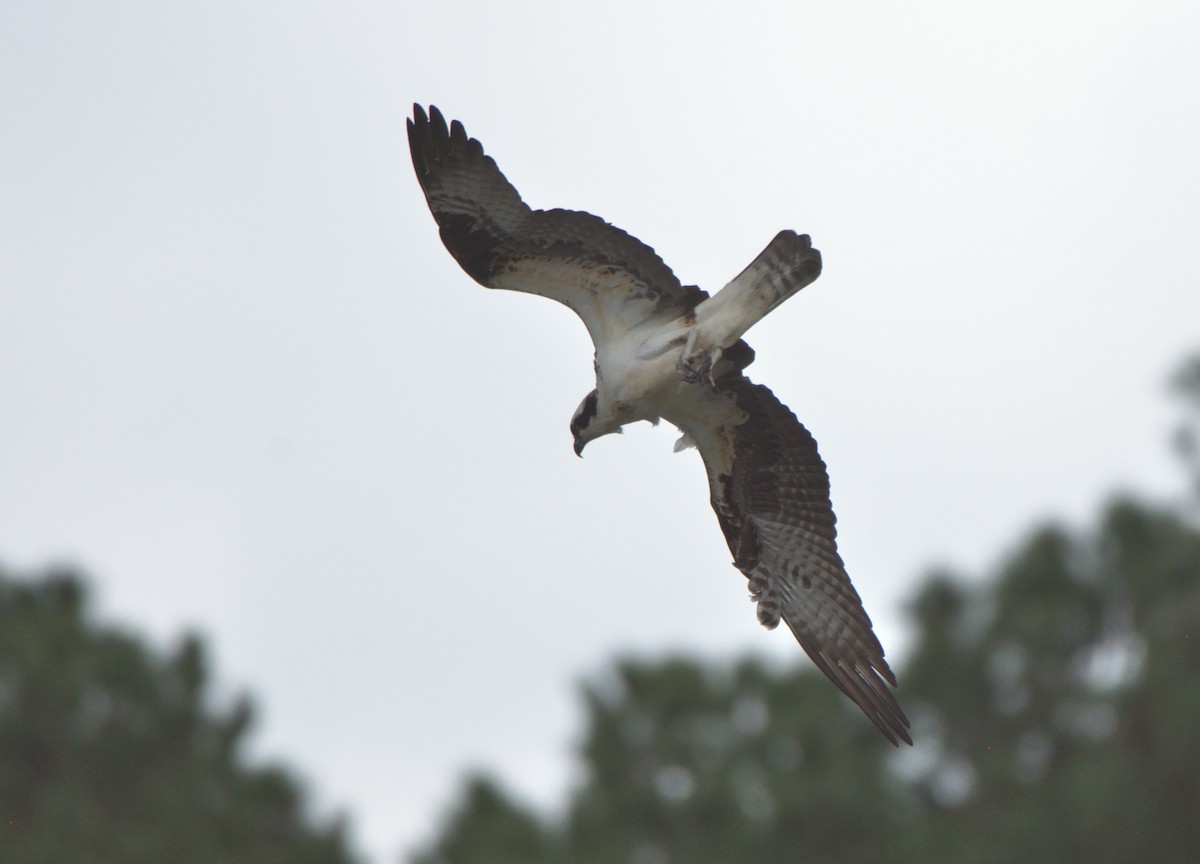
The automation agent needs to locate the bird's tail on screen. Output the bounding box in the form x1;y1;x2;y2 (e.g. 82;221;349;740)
696;230;822;348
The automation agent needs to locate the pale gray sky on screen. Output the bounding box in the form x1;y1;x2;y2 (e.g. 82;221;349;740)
2;1;1198;860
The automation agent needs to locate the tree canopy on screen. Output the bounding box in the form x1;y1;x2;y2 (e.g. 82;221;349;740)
0;570;360;864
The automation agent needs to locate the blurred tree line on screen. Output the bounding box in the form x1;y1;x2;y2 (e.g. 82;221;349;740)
0;571;360;864
411;357;1200;864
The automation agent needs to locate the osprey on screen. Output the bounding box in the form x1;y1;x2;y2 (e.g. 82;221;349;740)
408;105;911;746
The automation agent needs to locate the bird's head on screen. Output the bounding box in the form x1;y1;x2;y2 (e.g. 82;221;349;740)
570;389;624;456
570;389;599;457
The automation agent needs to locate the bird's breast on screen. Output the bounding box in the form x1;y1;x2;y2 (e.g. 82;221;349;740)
595;339;682;421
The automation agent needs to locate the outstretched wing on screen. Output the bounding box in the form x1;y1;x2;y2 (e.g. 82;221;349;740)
407;104;707;347
678;376;911;745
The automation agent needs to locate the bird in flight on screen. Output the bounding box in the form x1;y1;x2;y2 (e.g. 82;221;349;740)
407;104;910;745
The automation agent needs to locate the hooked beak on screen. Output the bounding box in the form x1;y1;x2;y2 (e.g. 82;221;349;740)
573;437;586;458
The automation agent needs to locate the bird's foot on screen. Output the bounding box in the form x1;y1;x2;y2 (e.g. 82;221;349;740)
676;345;723;386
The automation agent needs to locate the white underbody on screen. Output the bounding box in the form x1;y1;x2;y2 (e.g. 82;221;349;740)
585;305;749;449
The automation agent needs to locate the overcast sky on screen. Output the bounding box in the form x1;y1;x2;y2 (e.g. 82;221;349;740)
3;1;1199;860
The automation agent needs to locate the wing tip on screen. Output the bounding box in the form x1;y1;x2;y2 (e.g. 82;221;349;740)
851;668;913;747
860;664;913;746
428;105;450;152
804;640;912;746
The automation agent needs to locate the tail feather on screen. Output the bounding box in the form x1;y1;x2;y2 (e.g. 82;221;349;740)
697;230;822;348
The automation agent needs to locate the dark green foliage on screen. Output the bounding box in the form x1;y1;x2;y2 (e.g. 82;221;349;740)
1172;353;1200;497
899;498;1200;864
566;657;909;864
410;776;556;864
0;569;359;864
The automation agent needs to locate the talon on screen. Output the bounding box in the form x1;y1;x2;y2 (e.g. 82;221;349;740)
707;346;723;385
676;350;711;384
677;344;723;385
